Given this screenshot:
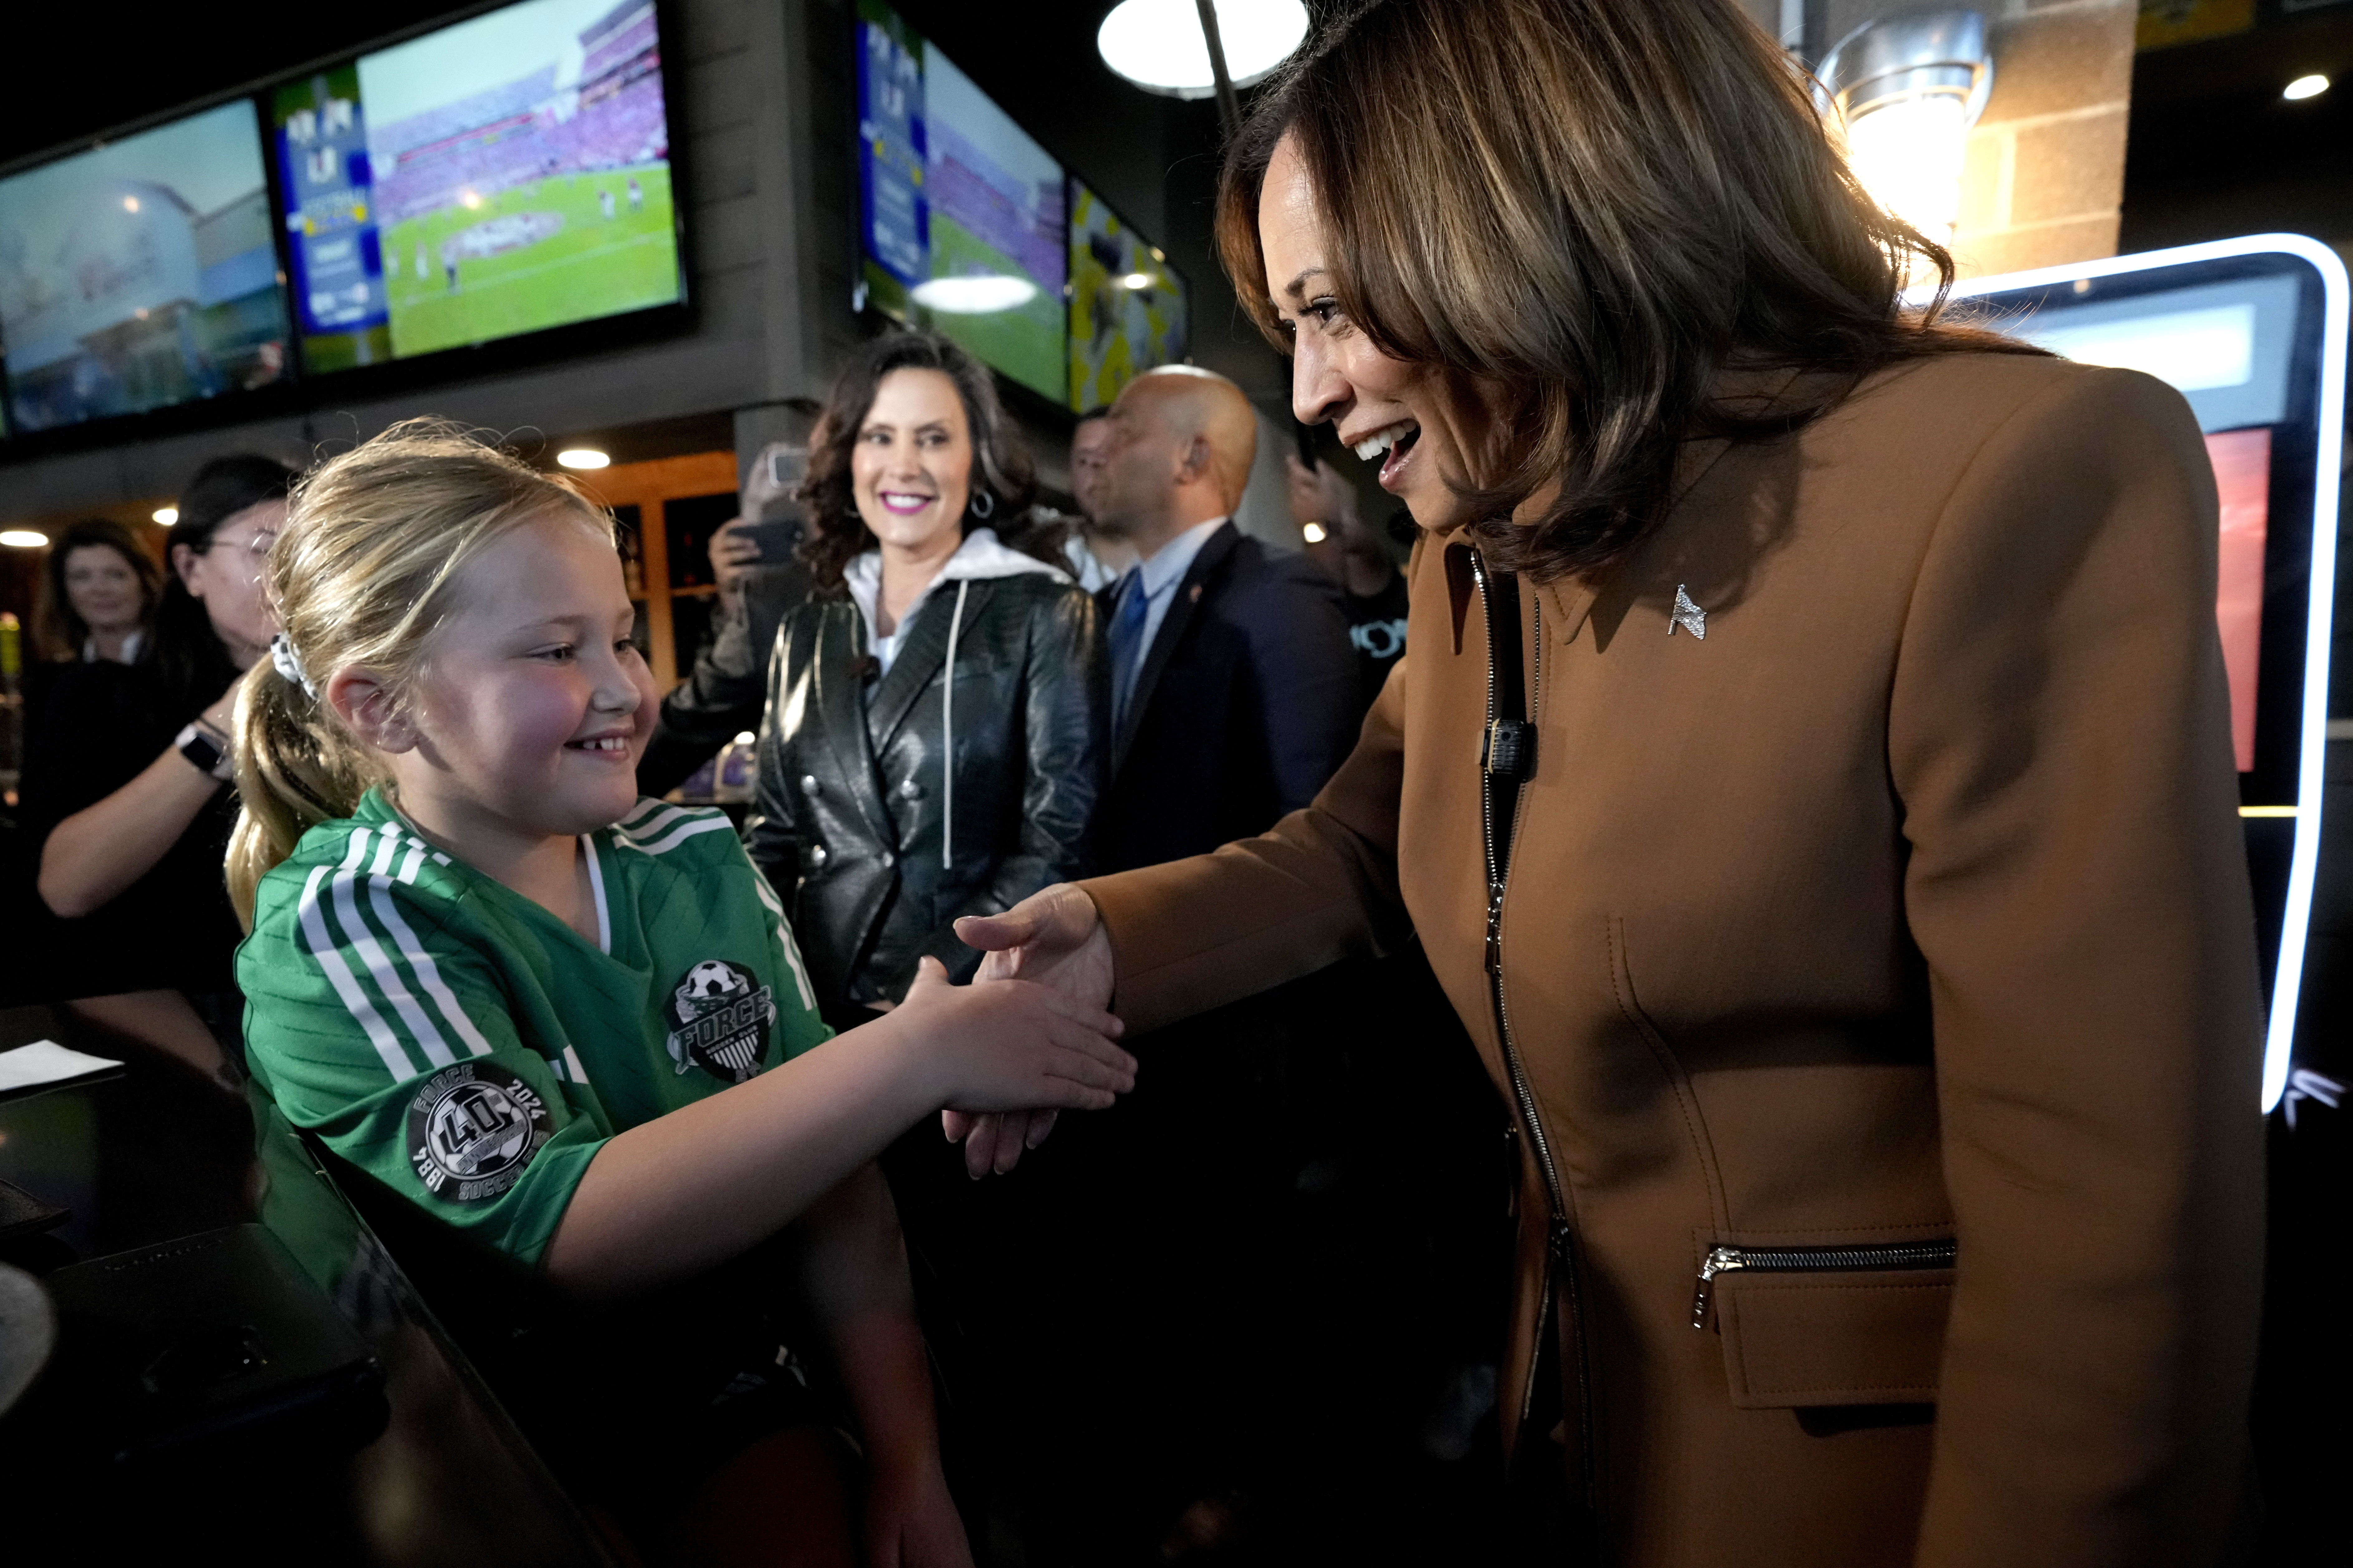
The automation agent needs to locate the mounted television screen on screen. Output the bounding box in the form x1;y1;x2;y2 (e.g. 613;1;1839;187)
0;100;291;434
1950;237;2346;1113
276;0;680;371
855;1;1068;403
1068;179;1187;412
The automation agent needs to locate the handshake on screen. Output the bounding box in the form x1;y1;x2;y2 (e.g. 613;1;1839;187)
927;884;1120;1175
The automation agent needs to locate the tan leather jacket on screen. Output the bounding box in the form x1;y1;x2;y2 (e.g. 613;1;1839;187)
1083;354;2263;1566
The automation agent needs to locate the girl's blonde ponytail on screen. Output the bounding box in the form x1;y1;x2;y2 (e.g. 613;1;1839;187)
225;655;383;928
224;419;610;928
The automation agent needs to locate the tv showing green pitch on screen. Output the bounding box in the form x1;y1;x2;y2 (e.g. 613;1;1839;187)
277;0;681;369
855;1;1067;402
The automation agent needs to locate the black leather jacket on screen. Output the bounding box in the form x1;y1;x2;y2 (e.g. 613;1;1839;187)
745;571;1105;1012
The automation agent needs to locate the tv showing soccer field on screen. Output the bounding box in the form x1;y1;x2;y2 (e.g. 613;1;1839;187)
277;0;681;371
1068;179;1187;412
856;0;1068;402
0;100;291;433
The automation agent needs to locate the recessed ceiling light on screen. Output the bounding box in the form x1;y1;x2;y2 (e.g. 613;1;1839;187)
2284;74;2329;101
1098;0;1310;99
0;529;50;548
152;506;179;525
556;448;611;470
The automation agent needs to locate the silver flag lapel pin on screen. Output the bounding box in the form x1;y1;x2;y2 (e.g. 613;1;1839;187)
1669;584;1707;639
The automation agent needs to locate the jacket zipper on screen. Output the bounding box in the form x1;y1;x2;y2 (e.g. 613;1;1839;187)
1468;551;1594;1502
1689;1239;1959;1330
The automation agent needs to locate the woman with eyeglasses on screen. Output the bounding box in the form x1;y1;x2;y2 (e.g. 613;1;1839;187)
20;454;295;999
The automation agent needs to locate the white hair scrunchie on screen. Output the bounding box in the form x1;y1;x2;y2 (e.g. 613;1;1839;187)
270;633;317;698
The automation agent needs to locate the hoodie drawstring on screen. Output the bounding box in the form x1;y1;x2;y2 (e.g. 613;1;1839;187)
940;579;969;871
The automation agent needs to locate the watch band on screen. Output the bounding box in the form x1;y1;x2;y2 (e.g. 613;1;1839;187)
175;722;233;782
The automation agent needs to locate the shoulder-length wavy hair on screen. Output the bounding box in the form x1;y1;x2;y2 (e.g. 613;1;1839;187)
34;517;163;662
1214;0;2041;583
797;331;1037;593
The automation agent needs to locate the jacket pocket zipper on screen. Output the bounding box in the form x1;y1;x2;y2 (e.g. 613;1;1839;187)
1690;1240;1957;1330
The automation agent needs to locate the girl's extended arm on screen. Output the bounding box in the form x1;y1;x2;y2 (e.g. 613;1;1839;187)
542;957;1131;1294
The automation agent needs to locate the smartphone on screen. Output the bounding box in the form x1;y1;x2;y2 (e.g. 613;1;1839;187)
767;445;808;491
737;519;802;564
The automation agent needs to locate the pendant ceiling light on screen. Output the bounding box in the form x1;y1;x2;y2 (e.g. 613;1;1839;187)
1097;0;1310;100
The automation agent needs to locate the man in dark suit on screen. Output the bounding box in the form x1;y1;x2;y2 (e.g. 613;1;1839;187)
1088;367;1359;872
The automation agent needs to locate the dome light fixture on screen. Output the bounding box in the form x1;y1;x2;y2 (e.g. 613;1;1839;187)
0;529;50;549
152;506;179;526
1817;10;1993;259
556;448;611;471
1097;0;1309;100
2283;74;2329;102
910;275;1040;314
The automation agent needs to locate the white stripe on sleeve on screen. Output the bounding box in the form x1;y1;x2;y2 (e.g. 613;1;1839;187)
629;815;736;857
563;1044;592;1086
617;803;699;842
332;830;456;1069
296;863;417;1081
775;923;818;1013
366;876;497;1058
750;870;785;918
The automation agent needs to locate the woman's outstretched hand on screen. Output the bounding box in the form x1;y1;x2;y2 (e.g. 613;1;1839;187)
889;956;1133;1114
948;886;1118;1177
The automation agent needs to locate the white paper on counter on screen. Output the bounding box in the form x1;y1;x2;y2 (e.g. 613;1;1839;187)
0;1039;124;1094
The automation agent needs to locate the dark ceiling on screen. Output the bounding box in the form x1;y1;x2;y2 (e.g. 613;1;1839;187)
2121;4;2353;254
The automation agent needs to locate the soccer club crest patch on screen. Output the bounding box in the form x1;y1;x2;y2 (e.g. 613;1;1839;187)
664;958;776;1083
406;1061;553;1204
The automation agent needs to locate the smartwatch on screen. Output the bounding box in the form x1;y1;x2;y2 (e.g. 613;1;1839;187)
176;722;234;782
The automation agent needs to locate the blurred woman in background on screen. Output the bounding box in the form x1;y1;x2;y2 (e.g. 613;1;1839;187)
746;332;1104;1022
32;518;163;665
745;332;1105;1520
20;454;294;999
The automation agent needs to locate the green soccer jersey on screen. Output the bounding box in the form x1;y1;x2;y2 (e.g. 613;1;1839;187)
239;789;831;1265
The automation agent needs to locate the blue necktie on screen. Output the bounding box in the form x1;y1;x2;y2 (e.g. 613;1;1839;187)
1108;571;1149;733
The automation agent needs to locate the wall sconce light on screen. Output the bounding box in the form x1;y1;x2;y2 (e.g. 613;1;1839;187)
1817;10;1993;255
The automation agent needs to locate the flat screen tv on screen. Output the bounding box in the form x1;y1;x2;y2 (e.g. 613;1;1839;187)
0;100;292;434
1068;179;1187;413
855;0;1069;404
1947;237;2347;1113
276;0;682;371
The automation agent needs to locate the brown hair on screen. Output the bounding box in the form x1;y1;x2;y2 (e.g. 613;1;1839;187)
227;420;611;925
33;518;162;662
1214;0;2042;582
797;331;1037;592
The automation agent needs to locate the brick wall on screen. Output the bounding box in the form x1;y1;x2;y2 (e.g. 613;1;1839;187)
1950;1;2137;278
1753;0;2138;279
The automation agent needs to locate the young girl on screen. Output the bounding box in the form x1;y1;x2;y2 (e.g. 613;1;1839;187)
228;421;1135;1566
